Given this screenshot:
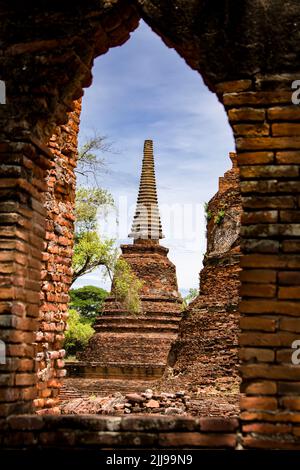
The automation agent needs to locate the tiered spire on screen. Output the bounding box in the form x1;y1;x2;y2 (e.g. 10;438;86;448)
129;140;164;242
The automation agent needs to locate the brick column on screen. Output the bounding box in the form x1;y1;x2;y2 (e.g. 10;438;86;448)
34;101;80;414
0;136;51;417
217;75;300;449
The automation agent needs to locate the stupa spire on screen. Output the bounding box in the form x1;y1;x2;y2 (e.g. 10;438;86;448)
129;140;164;242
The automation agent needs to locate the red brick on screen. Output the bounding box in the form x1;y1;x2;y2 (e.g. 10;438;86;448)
224;91;292;106
243;423;291;434
216;80;253;93
237;137;300;151
279;287;300;299
243;195;295;209
240;317;277;332
233;123;270;136
272;123;300;136
240;165;299;179
240;283;276;298
240;269;276;284
239;348;275;362
228;108;266;122
277;151;300;164
268;106;300;121
240;396;277;410
240;332;297;347
241;364;300;380
158;432;236;448
242;381;277;395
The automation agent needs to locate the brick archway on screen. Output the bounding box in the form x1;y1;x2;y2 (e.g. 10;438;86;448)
1;0;300;450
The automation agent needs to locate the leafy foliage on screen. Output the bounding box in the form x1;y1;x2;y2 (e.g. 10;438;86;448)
75;187;114;234
214;209;226;225
69;285;108;323
182;288;199;309
64;309;94;357
204;202;212;221
76;134;113;184
113;258;144;315
72;230;118;284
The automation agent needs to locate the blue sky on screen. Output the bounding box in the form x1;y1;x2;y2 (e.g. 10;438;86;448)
75;20;235;296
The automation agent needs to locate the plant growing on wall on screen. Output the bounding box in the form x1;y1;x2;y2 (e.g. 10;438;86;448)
113;258;144;315
204;202;212;221
214;209;226;225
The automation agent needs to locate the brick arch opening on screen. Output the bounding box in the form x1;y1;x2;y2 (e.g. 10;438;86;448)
1;0;300;450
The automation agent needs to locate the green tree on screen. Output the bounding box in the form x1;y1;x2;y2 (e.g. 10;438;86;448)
69;285;108;323
72;136;143;316
76;134;113;184
64;309;94;357
183;288;199;309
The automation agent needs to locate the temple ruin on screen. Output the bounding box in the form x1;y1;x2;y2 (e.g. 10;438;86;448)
73;140;182;381
2;0;300;451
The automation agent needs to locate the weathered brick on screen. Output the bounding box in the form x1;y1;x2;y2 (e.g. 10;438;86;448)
280;211;300;223
224;91;292;106
283;241;300;253
241;364;300;380
240;332;299;347
158;432;236;448
240;283;276;298
237;137;300;151
199;418;239;432
243;196;295;209
240;396;277;410
280;317;300;332
216;80;253;93
276;151;300;164
240;165;299;179
278;382;300;395
239;348;275;362
242;211;278;225
243;423;291;434
279;287;300;299
228;107;266;122
233;123;270;136
243;436;300;450
242;381;277;395
282;398;300;411
240;269;276;284
276;349;294;363
237;151;274;165
240;317;277;332
272;123;300;136
268;106;300;121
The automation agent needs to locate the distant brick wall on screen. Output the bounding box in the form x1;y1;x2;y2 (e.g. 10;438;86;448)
167;154;241;406
34;101;81;414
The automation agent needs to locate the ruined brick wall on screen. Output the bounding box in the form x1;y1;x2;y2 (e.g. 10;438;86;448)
166;153;241;408
34;101;81;414
2;0;300;451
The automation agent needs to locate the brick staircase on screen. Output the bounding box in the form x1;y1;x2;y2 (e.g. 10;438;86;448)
59;378;160;401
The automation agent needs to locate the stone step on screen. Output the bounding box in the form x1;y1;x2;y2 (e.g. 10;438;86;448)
96;315;181;323
60;378;160;401
101;310;182;318
94;324;179;333
65;362;165;379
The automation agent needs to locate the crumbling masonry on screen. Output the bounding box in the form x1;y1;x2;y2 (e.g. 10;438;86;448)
1;0;300;450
